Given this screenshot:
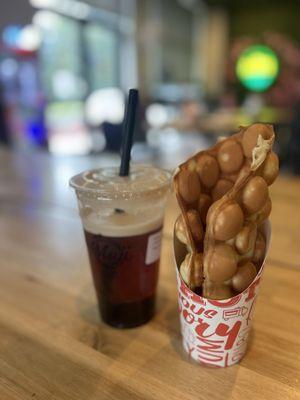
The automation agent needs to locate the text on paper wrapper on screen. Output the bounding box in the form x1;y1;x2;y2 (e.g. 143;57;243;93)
178;276;261;366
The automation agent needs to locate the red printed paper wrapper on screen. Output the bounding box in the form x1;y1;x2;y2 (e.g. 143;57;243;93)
174;221;271;368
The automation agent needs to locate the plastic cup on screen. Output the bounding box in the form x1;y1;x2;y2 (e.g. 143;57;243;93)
70;165;171;328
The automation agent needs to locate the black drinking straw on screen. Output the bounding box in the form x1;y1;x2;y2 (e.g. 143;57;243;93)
119;88;139;177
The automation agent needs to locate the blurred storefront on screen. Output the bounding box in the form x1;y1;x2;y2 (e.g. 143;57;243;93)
0;0;137;154
0;0;300;171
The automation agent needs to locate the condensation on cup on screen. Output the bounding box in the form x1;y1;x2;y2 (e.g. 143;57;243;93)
174;220;271;367
70;165;171;328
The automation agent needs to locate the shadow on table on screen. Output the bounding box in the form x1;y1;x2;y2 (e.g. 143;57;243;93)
150;289;258;399
155;289;183;349
76;284;258;399
76;283;143;360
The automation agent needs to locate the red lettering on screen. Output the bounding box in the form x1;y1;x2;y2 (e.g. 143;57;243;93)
215;322;241;350
190;304;205;315
182;309;194;324
180;281;194;300
195;320;241;349
224;353;229;367
197;337;223;353
191;294;206;306
195;321;212;337
204;309;218;319
180;296;190;308
198;352;223;362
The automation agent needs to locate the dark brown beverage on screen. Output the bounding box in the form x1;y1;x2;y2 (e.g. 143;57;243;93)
70;165;170;328
84;226;162;328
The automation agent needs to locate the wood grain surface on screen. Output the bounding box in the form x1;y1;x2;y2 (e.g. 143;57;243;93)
0;148;299;400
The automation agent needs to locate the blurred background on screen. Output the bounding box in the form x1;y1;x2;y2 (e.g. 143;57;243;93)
1;0;300;171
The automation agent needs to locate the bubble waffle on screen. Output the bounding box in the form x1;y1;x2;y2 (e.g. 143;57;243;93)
174;123;279;299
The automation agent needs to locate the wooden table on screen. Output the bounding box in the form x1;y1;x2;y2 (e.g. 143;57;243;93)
0;148;299;400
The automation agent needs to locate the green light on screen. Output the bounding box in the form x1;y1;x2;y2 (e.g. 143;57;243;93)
236;45;280;92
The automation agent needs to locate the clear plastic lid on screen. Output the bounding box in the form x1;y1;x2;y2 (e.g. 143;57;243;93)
69;164;171;200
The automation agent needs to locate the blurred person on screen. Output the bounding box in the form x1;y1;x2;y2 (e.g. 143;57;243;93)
0;84;9;145
101;121;123;152
101;95;144;152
